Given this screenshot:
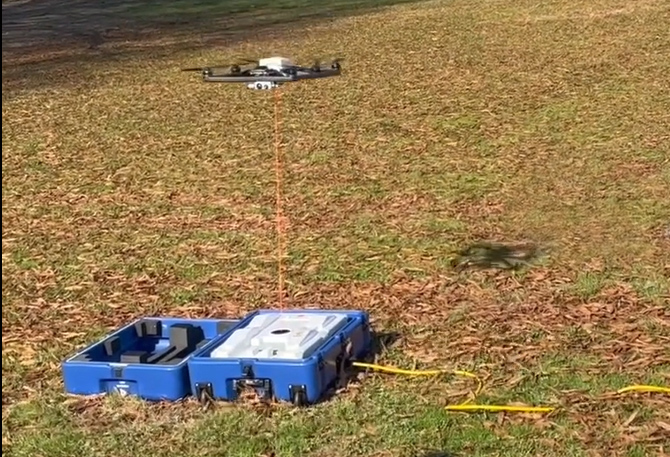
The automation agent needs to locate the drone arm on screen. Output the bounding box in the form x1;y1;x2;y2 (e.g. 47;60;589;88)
203;75;295;83
299;68;341;79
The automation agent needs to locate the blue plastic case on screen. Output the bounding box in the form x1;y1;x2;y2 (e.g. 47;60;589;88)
62;317;240;401
187;309;372;406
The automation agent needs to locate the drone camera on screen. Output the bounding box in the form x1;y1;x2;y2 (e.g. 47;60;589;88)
248;81;279;91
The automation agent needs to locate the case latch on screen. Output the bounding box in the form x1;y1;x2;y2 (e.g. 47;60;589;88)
195;382;214;405
289;384;308;407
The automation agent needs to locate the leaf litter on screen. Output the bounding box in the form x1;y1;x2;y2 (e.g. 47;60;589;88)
3;0;670;455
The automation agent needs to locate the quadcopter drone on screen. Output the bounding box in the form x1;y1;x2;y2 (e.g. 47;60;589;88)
182;56;342;90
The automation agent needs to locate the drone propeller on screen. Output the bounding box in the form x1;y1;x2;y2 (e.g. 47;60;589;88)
181;57;260;73
312;56;344;65
234;57;260;65
308;56;344;71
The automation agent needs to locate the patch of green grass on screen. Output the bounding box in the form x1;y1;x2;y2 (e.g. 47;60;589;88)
485;352;669;413
630;275;669;305
627;444;657;457
567;271;611;300
3;382;595;457
287;215;471;282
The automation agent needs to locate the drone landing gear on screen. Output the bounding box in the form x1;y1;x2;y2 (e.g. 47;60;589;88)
248;81;281;91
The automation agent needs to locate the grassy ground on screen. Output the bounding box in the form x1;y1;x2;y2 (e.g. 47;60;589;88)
3;0;670;456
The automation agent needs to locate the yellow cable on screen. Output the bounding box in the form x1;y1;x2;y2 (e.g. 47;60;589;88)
617;385;670;395
445;404;556;413
351;362;669;415
351;361;555;413
351;362;445;377
351;361;483;398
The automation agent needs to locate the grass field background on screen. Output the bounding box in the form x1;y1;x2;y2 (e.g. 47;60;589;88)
2;0;669;456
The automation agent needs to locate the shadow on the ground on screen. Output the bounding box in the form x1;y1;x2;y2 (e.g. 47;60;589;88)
368;330;402;356
300;330;401;407
2;0;423;92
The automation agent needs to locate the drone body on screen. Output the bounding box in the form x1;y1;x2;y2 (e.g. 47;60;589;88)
183;56;342;90
257;56;295;70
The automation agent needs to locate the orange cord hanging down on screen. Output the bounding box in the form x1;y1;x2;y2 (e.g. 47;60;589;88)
273;89;286;310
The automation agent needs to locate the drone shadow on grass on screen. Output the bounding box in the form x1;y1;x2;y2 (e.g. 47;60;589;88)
2;0;427;94
450;241;548;272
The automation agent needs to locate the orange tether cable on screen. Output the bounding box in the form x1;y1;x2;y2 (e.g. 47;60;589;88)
273;89;286;310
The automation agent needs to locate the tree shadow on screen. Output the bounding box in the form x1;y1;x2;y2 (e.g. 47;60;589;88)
2;0;425;93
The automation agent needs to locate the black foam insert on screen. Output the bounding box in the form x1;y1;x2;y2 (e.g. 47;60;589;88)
103;336;121;357
135;319;162;338
171;324;205;348
148;324;205;365
120;350;150;363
